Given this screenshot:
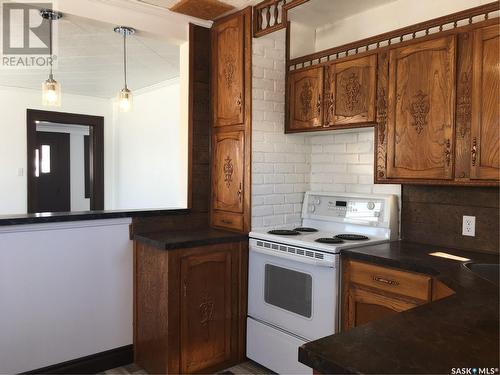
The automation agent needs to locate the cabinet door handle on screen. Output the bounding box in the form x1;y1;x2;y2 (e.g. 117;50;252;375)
444;138;451;166
471;137;477;166
237;93;242;114
317;93;322;117
372;275;399;286
221;219;233;225
183;279;187;297
324;93;334;127
237;182;242;203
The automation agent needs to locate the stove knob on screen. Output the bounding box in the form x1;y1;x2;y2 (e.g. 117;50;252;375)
308;205;316;213
367;201;375;210
315;198;321;205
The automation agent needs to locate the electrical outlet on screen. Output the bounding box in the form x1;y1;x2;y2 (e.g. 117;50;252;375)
462;216;476;237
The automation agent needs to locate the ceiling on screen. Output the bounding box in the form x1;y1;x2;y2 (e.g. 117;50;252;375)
0;14;179;98
288;0;398;29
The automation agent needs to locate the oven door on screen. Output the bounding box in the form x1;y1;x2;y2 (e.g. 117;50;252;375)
248;239;338;341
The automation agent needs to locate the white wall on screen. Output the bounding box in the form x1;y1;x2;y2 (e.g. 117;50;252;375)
314;0;491;53
111;79;185;210
0;86;111;215
0;219;133;374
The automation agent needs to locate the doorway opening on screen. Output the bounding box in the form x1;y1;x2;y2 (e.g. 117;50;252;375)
27;109;104;213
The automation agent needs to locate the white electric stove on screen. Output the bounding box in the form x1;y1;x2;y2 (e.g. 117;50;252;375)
247;192;399;374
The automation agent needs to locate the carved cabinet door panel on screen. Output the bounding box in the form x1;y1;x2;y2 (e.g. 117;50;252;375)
325;54;377;126
386;36;456;180
287;66;324;131
470;25;500;181
212;131;244;214
213;14;244;127
180;249;234;373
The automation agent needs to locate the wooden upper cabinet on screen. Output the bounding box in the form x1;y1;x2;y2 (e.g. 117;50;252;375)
287;66;324;131
470;25;500;181
213;14;245;127
180;249;233;373
325;54;377;126
386;36;456;180
212;131;244;215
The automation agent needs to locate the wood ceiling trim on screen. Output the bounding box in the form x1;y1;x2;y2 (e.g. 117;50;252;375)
170;0;235;20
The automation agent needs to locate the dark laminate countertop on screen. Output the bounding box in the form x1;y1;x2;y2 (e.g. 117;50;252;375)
134;228;248;250
299;241;500;374
0;208;190;226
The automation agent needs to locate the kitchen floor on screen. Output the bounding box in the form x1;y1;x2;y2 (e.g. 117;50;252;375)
104;361;273;374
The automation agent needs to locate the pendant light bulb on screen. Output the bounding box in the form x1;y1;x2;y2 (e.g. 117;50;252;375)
114;26;135;113
42;74;61;106
40;9;63;107
118;87;133;112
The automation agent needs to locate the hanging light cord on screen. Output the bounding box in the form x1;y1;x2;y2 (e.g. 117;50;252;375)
49;18;53;78
123;32;128;89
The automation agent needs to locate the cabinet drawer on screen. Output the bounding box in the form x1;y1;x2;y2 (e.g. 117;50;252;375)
348;261;431;301
212;211;244;232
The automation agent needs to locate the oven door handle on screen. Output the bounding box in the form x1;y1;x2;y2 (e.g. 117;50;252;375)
250;246;335;268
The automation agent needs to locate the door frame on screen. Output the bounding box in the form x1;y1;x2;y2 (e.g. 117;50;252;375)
27;109;105;213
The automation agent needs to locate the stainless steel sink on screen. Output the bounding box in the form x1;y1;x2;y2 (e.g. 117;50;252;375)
464;263;499;286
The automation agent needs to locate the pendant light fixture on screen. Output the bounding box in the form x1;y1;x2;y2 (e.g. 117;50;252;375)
40;9;63;107
114;26;135;112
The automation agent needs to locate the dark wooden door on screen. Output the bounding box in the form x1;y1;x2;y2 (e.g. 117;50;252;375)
345;286;419;330
180;249;234;374
325;54;377;126
470;24;499;181
288;66;324;131
213;14;244;127
212;131;244;214
32;131;71;213
386;35;456;180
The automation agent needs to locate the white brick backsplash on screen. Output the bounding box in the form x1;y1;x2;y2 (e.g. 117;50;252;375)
334;154;359;163
274;204;294;215
334;133;358;143
251;31;401;231
253;184;274;196
346;142;373;153
274;184;294;194
264;174;285;184
253;205;274;217
253;55;275;69
348;164;373;175
263;215;284;226
264;195;285;205
323;144;346;153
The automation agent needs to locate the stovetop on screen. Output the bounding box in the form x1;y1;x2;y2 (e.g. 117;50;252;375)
250;228;389;254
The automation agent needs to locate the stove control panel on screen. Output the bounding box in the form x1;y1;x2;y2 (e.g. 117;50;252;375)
303;192;393;226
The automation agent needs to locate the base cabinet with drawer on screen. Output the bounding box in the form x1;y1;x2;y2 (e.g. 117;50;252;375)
134;240;248;374
342;260;454;331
